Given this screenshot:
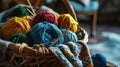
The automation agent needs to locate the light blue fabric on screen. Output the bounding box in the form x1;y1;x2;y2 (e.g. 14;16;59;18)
0;39;12;57
102;32;120;43
50;43;83;67
50;47;73;67
65;41;80;57
70;1;99;12
88;32;120;66
57;44;83;67
57;44;75;62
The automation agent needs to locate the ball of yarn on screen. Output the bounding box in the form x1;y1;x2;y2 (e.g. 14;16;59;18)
0;23;4;28
30;22;64;47
58;14;78;33
92;53;107;67
0;17;31;40
10;6;30;17
22;16;33;27
10;33;27;43
33;11;58;26
61;29;78;43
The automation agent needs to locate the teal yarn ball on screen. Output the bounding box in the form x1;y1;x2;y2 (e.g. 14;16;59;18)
0;22;4;38
92;53;107;67
61;29;78;43
0;22;3;38
0;22;4;28
10;33;27;43
30;22;64;47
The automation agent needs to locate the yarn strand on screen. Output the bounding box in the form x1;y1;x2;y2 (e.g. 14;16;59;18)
49;30;67;47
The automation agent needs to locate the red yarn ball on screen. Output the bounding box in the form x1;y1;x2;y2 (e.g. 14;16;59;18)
33;11;58;26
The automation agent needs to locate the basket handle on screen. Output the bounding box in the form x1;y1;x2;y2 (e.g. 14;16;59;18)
61;0;77;21
16;0;77;21
34;0;78;21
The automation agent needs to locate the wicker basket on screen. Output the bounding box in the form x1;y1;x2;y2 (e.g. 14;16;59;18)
0;0;88;67
0;0;117;67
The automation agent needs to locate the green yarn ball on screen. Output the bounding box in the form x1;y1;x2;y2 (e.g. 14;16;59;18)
10;33;27;43
10;6;30;17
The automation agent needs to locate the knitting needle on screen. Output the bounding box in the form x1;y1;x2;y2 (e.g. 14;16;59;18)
26;0;36;16
26;8;35;16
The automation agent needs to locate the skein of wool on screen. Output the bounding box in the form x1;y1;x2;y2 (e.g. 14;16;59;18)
58;14;78;33
92;53;107;67
0;22;4;28
30;22;64;47
10;6;30;17
22;16;33;27
33;11;58;26
10;33;27;43
61;29;78;43
0;17;31;40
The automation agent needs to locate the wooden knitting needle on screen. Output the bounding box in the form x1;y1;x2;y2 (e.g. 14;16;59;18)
27;0;36;16
26;8;35;16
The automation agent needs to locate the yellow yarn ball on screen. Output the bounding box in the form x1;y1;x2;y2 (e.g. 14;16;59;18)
0;17;31;40
58;14;78;33
23;16;33;27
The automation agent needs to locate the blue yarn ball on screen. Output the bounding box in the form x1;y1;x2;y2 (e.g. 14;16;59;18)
10;33;27;43
92;53;107;67
30;22;64;47
61;29;78;43
0;22;4;28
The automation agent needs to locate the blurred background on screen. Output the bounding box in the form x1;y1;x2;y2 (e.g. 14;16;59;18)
0;0;120;66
